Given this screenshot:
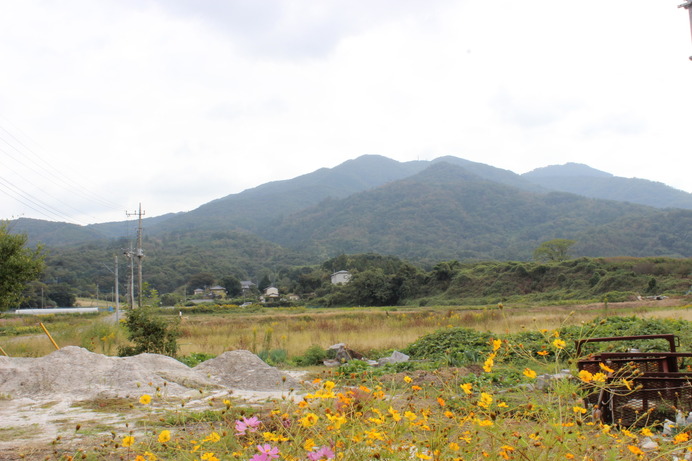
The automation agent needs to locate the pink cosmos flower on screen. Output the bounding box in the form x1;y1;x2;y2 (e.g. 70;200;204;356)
234;416;261;435
249;444;280;461
307;446;336;460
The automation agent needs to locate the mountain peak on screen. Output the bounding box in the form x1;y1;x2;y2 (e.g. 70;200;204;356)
523;163;613;179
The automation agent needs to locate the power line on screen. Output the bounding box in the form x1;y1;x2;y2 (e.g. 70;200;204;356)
0;118;126;223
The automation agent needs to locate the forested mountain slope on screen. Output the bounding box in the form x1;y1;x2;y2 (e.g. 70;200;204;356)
522;163;692;210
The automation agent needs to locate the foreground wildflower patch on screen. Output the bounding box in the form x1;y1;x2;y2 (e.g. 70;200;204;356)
99;332;692;460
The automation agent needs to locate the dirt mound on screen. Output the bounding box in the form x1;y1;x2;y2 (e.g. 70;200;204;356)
195;350;300;392
0;347;301;401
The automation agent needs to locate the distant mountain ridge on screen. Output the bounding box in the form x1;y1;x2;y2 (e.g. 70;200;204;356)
522;163;692;209
9;155;692;262
262;161;691;261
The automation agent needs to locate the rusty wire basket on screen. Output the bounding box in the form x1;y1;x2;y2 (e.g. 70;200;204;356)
574;334;692;426
598;373;692;427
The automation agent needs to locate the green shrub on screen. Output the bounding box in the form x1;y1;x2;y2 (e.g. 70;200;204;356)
258;348;288;366
178;352;216;367
118;307;180;357
402;327;493;360
293;345;327;366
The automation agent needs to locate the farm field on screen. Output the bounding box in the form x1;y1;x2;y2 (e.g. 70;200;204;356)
1;296;689;359
1;297;692;460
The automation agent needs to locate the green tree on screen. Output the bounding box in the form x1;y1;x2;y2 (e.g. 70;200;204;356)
0;223;45;310
258;274;272;292
47;283;76;307
220;275;242;297
187;272;215;293
118;307;180;357
533;239;576;262
345;269;397;306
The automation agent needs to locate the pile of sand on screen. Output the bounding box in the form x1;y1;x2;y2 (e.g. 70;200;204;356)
195;350;301;392
0;346;301;401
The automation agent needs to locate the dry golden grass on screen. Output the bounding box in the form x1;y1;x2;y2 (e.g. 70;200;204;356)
2;297;689;359
176;297;691;358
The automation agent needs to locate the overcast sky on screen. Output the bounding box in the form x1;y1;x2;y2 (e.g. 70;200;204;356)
1;0;691;225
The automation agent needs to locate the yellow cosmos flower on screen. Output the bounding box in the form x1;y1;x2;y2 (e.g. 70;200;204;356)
300;412;319;428
203;432;221;443
304;438;316;452
404;376;413;383
523;368;537;379
477;393;493;409
641;428;654;437
483;356;495;373
491;339;502;351
578;370;593;382
537;350;549;356
592;372;607;383
460;383;473;395
674;432;690;444
599;363;615;373
404;411;417;421
437;397;446;407
139;394;152;405
628;445;644;456
572;406;587;414
158;430;171;443
552;339;566;349
122;435;135;448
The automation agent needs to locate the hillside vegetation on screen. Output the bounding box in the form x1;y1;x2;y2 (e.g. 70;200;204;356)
21;250;692;309
7;155;692;306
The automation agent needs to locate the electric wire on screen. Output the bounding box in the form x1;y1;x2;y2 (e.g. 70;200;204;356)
0;118;127;224
0;125;123;211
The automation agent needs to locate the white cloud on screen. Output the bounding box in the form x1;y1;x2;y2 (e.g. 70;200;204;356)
1;0;691;225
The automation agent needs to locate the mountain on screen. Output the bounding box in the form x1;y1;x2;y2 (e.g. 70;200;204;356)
264;162;691;261
10;155;692;297
143;155;429;237
522;163;692;210
9;155;692;290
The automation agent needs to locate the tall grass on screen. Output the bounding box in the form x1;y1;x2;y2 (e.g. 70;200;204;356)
1;299;689;360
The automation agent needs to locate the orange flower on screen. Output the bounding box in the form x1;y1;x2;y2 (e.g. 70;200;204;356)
599;363;615;373
628;445;645;455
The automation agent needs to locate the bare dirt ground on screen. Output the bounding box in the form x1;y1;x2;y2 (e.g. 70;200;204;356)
0;347;307;460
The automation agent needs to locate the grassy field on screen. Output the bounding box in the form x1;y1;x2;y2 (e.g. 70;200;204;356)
1;296;689;360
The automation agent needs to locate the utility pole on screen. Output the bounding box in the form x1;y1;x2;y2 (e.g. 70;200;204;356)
114;255;120;322
126;203;145;308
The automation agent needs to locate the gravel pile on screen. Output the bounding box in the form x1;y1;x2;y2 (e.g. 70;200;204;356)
195;350;300;392
0;346;301;400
